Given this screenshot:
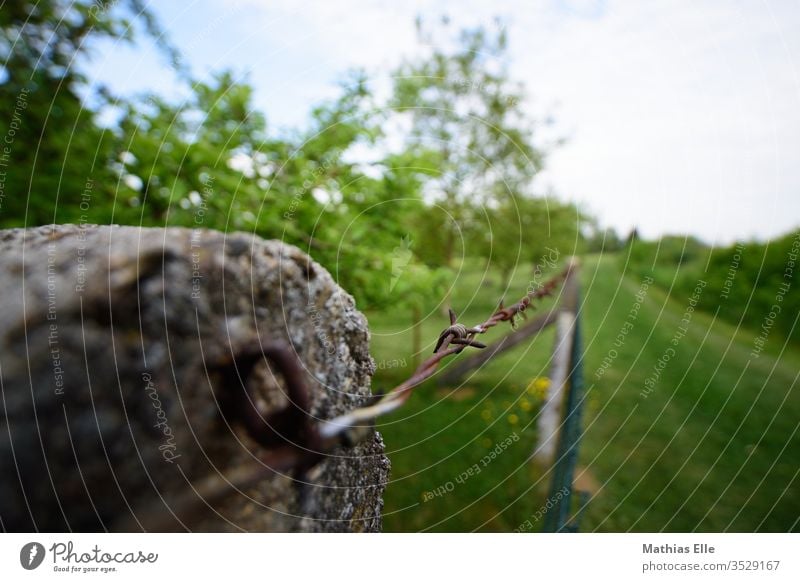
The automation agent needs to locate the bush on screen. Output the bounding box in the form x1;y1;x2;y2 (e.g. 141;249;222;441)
626;230;800;345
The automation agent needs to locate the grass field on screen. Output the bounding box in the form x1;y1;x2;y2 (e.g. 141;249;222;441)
366;254;800;532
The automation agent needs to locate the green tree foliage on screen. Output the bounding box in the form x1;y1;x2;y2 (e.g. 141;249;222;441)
111;71;269;228
627;231;800;344
583;218;623;253
391;18;549;266
112;70;443;308
0;0;175;227
472;194;582;286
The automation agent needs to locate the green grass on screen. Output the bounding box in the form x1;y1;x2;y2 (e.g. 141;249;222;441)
366;255;800;532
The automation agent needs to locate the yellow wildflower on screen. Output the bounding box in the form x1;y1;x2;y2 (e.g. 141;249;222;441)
526;377;551;400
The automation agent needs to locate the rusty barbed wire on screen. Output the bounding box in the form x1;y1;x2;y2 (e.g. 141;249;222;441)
218;261;574;475
317;260;574;443
214;342;325;473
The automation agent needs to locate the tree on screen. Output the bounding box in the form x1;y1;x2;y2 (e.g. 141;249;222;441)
390;18;547;266
474;194;582;288
583;219;623;254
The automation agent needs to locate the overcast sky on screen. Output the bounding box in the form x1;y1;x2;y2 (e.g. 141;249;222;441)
89;0;800;244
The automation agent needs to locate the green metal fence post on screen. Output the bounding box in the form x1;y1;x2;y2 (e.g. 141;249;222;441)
543;282;586;532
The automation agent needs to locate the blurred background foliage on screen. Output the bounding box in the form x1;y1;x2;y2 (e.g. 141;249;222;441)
625;231;800;345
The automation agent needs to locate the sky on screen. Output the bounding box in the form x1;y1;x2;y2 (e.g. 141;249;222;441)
88;0;800;244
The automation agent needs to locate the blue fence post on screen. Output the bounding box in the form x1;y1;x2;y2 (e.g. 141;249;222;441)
543;275;586;532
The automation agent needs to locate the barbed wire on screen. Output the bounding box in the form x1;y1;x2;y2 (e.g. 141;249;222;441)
318;261;574;442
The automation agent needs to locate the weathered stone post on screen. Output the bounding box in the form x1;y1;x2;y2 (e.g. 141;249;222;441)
0;225;389;532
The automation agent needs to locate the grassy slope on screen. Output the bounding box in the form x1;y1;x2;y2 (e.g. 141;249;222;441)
367;255;800;532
